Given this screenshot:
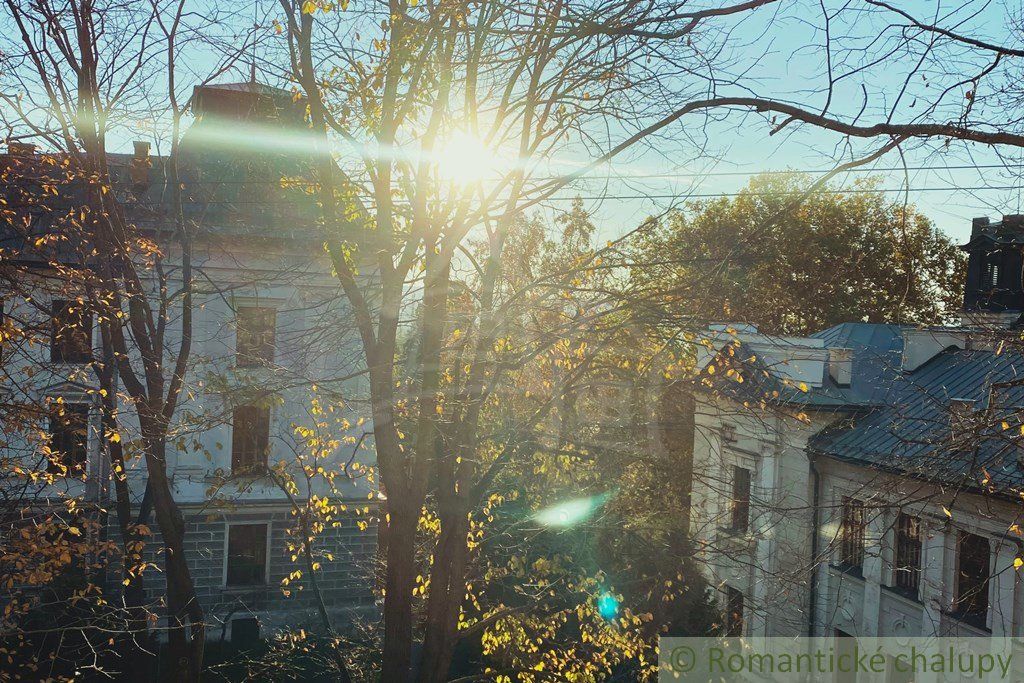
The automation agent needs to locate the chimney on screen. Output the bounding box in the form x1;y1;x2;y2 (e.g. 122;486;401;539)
971;216;990;235
949;398;976;434
1003;214;1024;231
7;142;37;156
827;348;853;387
129;140;151;194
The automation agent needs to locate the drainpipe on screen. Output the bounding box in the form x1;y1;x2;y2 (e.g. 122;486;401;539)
808;452;821;637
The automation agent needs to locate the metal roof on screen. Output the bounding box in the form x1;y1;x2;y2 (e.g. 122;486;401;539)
701;321;1024;496
810;336;1024;497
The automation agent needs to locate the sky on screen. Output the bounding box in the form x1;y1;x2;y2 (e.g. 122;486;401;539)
9;0;1022;245
547;0;1024;245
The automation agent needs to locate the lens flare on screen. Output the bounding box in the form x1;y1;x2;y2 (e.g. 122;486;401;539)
532;494;607;528
597;592;620;620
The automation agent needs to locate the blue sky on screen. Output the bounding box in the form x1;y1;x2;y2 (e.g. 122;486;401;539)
18;0;1022;244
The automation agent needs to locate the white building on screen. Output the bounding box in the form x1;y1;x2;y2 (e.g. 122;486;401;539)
690;215;1024;640
0;82;377;643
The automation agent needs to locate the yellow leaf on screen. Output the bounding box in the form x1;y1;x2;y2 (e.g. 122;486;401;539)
942;506;952;518
1014;557;1023;570
798;382;809;393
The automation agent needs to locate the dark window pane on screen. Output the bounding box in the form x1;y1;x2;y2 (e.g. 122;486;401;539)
893;513;921;595
840;498;866;572
955;531;990;627
50;300;92;363
725;587;744;636
231;405;270;474
48;404;89;474
236;307;276;367
226;523;268;586
731;466;751;532
835;630;857;683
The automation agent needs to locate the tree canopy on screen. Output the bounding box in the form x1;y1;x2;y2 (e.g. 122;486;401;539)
629;174;967;336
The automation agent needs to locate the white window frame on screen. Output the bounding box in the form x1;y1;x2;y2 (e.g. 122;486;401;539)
222;520;272;589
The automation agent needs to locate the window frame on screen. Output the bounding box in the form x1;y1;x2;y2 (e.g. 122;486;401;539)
953;530;991;629
50;299;93;364
235;305;277;367
725;586;744;636
838;497;866;574
730;465;751;533
892;512;922;598
230;404;270;475
223;521;271;588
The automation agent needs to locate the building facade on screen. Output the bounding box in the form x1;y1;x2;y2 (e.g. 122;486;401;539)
690;215;1024;640
0;82;377;643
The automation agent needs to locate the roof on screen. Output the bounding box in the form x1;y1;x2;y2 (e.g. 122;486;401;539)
1;83;364;251
700;322;904;410
700;320;1024;496
811;340;1024;497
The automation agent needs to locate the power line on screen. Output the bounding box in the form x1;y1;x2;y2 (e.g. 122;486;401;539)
91;162;1024;186
126;184;1024;203
535;163;1024;180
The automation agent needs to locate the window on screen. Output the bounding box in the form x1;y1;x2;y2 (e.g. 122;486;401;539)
954;531;990;628
834;630;857;683
839;498;866;572
983;258;1001;290
730;466;751;532
231;405;270;474
893;513;921;596
225;523;268;586
48;403;89;474
725;586;744;636
236;306;276;367
50;299;92;363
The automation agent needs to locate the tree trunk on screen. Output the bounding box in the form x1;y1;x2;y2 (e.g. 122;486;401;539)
143;438;204;682
380;497;419;681
416;510;471;683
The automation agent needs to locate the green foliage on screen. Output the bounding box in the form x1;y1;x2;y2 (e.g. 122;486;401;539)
628;173;967;335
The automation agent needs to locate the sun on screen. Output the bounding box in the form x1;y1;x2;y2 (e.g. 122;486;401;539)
434;129;499;185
